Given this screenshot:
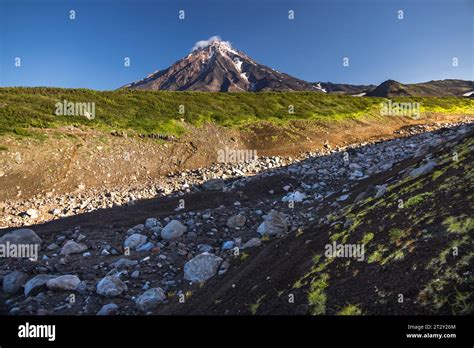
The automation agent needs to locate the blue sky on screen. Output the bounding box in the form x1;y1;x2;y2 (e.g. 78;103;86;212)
0;0;472;90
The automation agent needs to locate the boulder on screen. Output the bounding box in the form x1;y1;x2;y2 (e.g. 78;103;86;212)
60;240;87;255
243;238;262;249
202;179;225;191
96;276;128;297
184;252;223;283
281;191;307;203
409;160;437;178
257;210;288;236
46;275;81;291
24;274;56;297
226;214;246;228
161;220;187;240
135;287;166;312
123;233;147;249
0;229;42;247
97;303;119;315
3;271;29;295
145;218;159;230
111;258;138;270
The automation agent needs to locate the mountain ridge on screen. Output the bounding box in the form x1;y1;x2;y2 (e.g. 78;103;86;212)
122;39;473;97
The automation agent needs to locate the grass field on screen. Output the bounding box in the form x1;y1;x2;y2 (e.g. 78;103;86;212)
0;87;473;139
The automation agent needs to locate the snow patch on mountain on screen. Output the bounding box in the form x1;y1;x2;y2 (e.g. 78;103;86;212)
234;58;243;72
315;83;327;93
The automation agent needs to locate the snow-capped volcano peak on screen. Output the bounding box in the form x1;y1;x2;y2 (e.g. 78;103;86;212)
123;38;320;92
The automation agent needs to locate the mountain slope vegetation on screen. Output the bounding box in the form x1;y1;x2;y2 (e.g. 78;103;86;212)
1;87;473;139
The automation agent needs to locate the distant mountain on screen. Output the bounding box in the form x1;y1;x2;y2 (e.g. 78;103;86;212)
315;82;376;95
366;79;474;98
122;39;322;92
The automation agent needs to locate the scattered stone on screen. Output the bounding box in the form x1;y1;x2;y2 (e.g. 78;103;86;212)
3;271;29;294
96;276;128;297
197;244;213;253
135;287;166;312
111;258;138;270
337;194;349;202
184;252;223;283
409;160;437;178
226;214;246;228
218;261;230;275
375;184;387;199
145;218;159;229
123;233;147;249
243;238;262;249
46;243;59;251
97;303;119;315
24;275;56;297
127;224;145;234
281;191;307;203
47;275;81;291
136;242;154;252
221;241;235;250
60;240;87;255
202;179;225;191
161;220;187;240
25;209;39;218
0;228;42;247
257;210;288;236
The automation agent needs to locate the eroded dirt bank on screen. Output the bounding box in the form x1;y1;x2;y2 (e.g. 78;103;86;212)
0;114;468;202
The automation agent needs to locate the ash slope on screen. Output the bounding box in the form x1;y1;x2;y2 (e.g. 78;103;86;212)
161;126;473;315
122;41;321;92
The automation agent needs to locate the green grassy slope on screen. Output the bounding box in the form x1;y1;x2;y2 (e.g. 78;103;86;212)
0;87;473;138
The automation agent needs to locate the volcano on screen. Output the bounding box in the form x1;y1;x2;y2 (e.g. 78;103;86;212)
122;39;322;92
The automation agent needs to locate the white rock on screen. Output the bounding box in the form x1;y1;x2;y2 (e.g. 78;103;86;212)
281;191;307;203
26;209;39;218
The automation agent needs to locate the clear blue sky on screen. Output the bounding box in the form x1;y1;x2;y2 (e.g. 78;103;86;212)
0;0;472;90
